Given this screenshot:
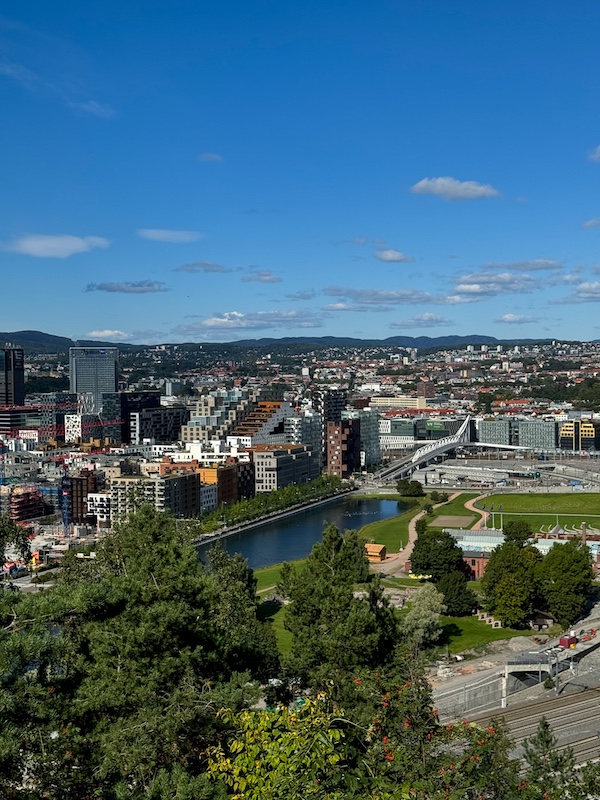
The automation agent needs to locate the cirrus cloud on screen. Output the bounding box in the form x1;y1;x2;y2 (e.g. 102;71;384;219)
324;286;479;306
374;249;415;263
6;234;110;258
241;269;281;283
198;152;224;163
495;314;539;324
582;218;600;229
85;280;170;294
137;228;203;243
174;261;232;273
588;146;600;162
410;176;499;200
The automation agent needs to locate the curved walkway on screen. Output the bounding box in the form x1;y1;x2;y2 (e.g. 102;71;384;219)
371;492;460;577
462;494;490;530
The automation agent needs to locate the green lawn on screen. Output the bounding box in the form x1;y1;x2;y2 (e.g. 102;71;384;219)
473;493;600;531
257;602;293;654
358;508;416;552
255;561;305;593
261;601;533;658
440;615;532;654
432;493;478;517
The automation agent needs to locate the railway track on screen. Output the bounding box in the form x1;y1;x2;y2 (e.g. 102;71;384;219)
470;687;600;764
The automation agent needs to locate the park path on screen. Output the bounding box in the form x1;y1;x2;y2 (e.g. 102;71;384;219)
371;492;461;577
462;494;489;530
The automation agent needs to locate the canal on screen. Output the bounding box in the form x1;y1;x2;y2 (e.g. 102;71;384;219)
198;496;406;570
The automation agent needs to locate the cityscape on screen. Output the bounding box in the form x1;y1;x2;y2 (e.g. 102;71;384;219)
4;1;600;797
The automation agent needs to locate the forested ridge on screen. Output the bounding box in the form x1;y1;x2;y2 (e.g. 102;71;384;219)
0;508;598;799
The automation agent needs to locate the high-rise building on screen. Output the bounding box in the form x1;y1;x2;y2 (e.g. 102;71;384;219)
0;346;25;406
326;418;360;478
69;347;118;414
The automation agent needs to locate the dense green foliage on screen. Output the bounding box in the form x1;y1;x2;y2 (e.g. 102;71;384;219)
1;507;598;798
396;479;425;497
410;528;464;582
482;529;594;628
0;513;31;567
437;571;478;617
195;474;344;533
536;540;594;627
278;524;397;691
0;506;277;799
481;541;542;627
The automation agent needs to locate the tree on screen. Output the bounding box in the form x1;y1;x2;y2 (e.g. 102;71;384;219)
522;716;577;798
481;541;541;627
397;479;424;497
415;516;429;536
437;571;477;617
537;540;594;627
410;529;463;582
278;524;398;691
503;519;532;548
0;514;31;568
403;582;446;651
0;506;274;799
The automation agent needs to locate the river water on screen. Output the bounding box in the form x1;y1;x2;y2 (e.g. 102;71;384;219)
198;496;405;570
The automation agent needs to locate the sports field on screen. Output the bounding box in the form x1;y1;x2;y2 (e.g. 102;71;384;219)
473;493;600;532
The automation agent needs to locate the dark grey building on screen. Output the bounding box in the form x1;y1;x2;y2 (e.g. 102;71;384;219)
69;347;118;414
0;346;25;406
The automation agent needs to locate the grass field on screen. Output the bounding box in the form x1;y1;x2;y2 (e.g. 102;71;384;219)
474;493;600;531
439;615;531;654
255;560;307;593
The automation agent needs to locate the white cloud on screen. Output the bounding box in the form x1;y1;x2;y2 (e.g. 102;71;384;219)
137;228;203;243
86;329;131;339
6;234;109;258
390;313;453;329
582;218;600;229
286;290;317;300
198;152;224;163
495;314;539;324
561;282;600;303
410;176;499;200
374;249;415;263
482;259;561;271
175;261;231;273
85;280;170;294
454;271;537;296
241;270;281;283
588;146;600;162
324;286;479;306
173;309;324;333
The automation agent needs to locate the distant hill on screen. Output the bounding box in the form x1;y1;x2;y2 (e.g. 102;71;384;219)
230;334;549;348
0;329;559;353
0;331;136;354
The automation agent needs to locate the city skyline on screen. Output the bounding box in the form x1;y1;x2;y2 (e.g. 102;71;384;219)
2;2;600;344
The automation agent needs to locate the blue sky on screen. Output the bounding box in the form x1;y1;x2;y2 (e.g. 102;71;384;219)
2;1;600;344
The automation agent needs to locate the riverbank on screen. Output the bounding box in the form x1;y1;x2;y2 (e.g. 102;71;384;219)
194;487;357;546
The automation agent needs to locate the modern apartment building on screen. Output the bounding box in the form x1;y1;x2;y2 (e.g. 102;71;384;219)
110;472;201;521
326;418;361;478
180;388;260;444
251;443;320;492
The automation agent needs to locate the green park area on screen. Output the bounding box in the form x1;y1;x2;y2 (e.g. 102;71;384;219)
254;491;523;657
474;492;600;532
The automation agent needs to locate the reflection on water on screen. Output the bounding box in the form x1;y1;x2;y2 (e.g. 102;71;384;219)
198;497;405;570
